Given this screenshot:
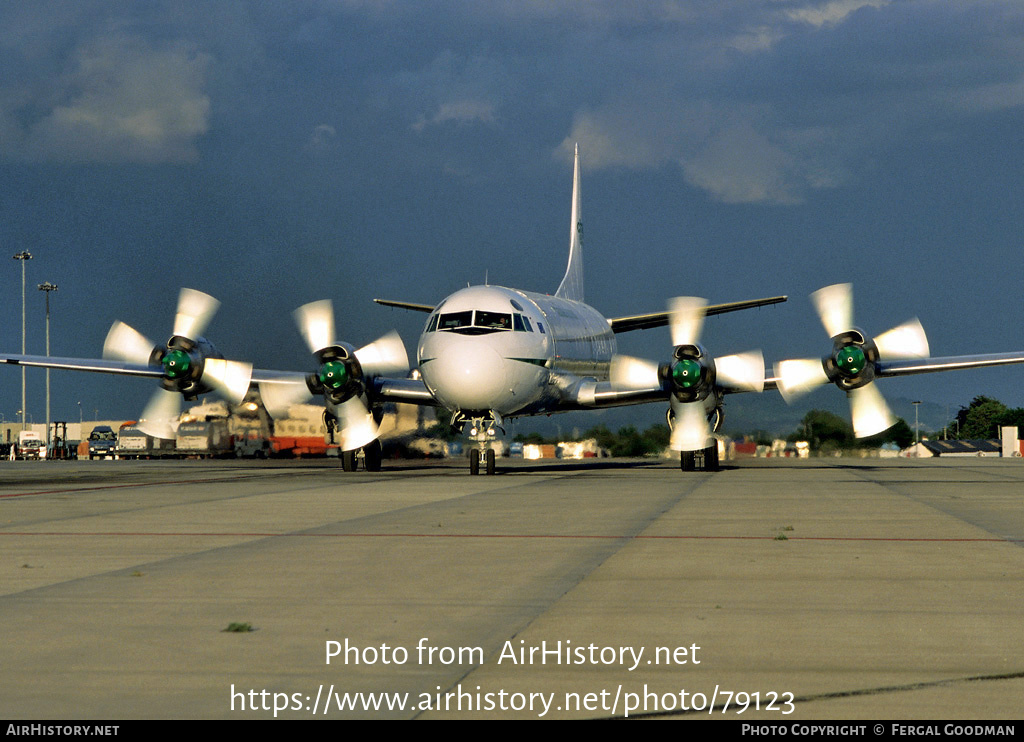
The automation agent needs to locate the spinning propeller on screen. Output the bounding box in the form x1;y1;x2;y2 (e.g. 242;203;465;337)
611;297;765;451
102;288;253;439
258;299;409;451
774;283;929;438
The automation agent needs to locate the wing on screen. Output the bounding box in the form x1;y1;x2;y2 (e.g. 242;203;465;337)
249;368;438;412
373;299;435;313
608;294;787;333
773;284;1024;438
876;352;1024;377
0;353;164;379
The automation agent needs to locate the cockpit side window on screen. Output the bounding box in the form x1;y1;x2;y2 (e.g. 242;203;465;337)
513;314;535;332
426;313;440;333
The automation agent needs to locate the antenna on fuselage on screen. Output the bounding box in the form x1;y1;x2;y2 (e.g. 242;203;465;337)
554;143;584;303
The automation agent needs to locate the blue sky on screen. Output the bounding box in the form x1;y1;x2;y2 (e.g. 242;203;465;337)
1;0;1022;433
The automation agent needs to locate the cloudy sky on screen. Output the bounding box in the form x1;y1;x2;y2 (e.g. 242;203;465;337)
1;0;1022;432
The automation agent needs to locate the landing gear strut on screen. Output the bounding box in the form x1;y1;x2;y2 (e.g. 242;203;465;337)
681;442;719;472
364;439;382;472
457;412;503;475
339;440;382;472
332;407;385;473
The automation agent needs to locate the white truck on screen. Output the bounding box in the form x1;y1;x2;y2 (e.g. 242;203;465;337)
13;430;45;460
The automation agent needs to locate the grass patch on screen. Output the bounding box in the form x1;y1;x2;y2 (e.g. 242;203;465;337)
222;622;255;633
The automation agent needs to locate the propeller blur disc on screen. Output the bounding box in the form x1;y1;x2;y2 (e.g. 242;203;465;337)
295;300;336;355
774;358;830;401
173;288;220;340
670;398;711;452
259;380;313;419
849;383;896;438
668;297;707;348
335;396;379;451
138;388;182;440
103;322;156;364
202;358;254;404
811;283;854;339
610;354;661;390
715;350;765;392
875;318;929;360
355;331;409;377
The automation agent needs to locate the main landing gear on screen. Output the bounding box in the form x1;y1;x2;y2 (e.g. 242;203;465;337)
328;409;383;473
681;442;719;472
339;439;383;472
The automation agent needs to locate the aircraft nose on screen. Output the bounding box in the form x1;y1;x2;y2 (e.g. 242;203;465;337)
426;341;508;410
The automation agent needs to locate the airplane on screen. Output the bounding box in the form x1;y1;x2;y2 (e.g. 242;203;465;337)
245;144;786;473
5;145;1024;473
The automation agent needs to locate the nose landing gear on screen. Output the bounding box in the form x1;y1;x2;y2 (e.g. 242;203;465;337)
459;411;503;475
469;446;496;476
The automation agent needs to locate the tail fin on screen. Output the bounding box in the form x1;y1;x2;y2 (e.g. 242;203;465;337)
555;143;584;302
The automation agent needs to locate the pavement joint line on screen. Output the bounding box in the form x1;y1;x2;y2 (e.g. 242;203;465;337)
412;477;707;719
0;531;1019;543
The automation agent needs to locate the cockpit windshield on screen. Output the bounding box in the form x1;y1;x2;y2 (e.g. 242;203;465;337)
438;311;473;330
475;311;511;330
430;310;530;335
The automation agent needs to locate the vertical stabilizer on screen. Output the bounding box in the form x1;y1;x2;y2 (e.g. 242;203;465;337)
555;143;584;302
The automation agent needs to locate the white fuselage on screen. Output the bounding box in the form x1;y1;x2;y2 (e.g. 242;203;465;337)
417;285;616;418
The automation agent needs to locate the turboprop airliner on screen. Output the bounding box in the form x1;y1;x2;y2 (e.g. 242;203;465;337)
5;145;1024;473
246;144;787;473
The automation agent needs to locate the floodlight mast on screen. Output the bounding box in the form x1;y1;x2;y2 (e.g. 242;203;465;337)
39;281;58;448
13;251;33;430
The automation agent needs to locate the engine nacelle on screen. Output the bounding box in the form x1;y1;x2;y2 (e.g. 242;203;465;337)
664;344;717;403
306;343;365;404
822;329;879;391
153;335;216;400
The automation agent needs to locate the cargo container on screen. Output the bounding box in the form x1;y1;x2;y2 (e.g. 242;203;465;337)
175;419;232;457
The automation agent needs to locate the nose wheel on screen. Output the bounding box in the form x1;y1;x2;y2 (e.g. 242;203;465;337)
457;412;503;475
469;447;496;475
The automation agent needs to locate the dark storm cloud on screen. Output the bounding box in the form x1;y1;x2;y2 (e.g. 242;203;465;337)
0;1;1022;425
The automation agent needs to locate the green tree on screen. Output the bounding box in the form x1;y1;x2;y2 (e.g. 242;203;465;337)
953;396;1008;440
861;418;913;449
584;425;617;452
513;431;549;445
641;424;671;452
793;409;853;451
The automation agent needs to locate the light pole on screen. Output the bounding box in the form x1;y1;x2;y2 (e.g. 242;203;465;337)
912;400;922;452
38;282;58;449
13;252;32;429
